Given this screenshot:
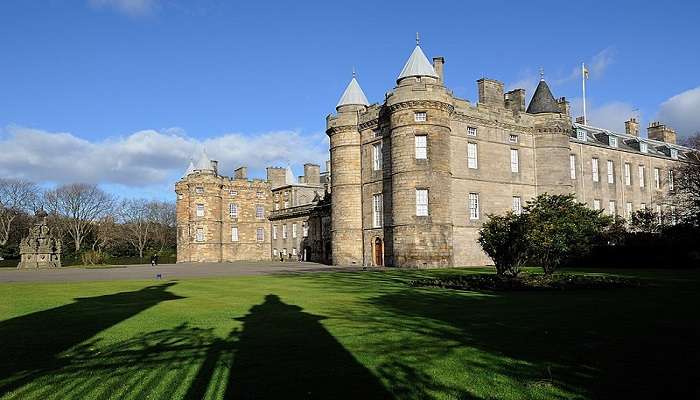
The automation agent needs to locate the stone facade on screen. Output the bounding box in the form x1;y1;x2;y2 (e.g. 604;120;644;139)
17;210;62;269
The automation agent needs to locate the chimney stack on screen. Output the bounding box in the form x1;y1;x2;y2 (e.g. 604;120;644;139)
266;167;286;189
304;163;321;185
432;57;445;83
575;116;585;124
625;118;639;136
504;89;526;113
234;166;247;180
210;160;218;175
647;121;676;144
477;78;505;108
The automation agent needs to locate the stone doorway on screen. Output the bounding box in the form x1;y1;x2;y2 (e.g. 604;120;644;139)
373;238;383;267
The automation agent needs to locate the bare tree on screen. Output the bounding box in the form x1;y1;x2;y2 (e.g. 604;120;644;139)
44;183;114;253
0;178;40;248
92;216;119;252
149;201;176;253
118;198;152;259
674;133;700;223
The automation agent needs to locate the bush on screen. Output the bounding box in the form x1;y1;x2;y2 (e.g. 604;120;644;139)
80;250;109;265
478;212;529;277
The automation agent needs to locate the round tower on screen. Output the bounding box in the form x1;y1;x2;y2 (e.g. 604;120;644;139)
326;74;369;265
386;42;454;267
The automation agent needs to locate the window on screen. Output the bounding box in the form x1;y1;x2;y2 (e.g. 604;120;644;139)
272;225;277;240
302;222;309;237
467;126;478;137
512;196;522;215
229;189;237;196
196;228;204;242
229;203;238;218
640;203;646;210
654;168;660;189
416;189;429;216
256;205;264;219
282;248;287;256
592;158;599;182
624;163;631;186
608;200;616;216
256;227;264;242
195;186;204;194
415;135;427;159
196;204;205;217
593;199;601;210
510;149;519;173
570;154;576;179
256;191;263;198
282;224;288;239
670;148;678;159
273;248;278;256
668;170;675;191
292;223;297;238
640;142;648;153
374;130;382;138
231;227;239;242
292;248;298;256
275;203;279;211
655;205;662;224
609;136;618;148
625;202;633;219
373;193;383;228
638;166;645;188
372;142;383;171
576;129;587;141
607;160;614;184
509;134;518;143
467;143;478;169
414;112;427;122
469;193;480;220
284;200;289;208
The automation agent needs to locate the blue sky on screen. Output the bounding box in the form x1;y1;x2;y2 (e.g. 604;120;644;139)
1;0;699;199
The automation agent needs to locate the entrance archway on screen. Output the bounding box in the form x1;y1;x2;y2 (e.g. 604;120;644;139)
373;238;383;267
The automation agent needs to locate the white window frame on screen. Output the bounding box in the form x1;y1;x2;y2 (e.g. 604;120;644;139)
512;196;522;215
510;149;519;173
607;160;614;184
467;143;478;169
608;200;616;216
654;168;660;189
640;203;646;210
576;129;587;141
415;135;427;159
640;142;648;153
302;222;308;237
469;193;480;220
231;227;239;242
229;189;237;196
609;136;618;148
256;191;263;198
624;163;631;186
256;227;264;242
372;142;383;171
373;193;383;228
229;203;238;218
272;225;277;240
414;112;427;122
467;126;478;137
668;170;674;191
638;166;645;188
625;202;632;219
282;224;288;239
670;148;678;159
196;203;205;217
592;158;599;183
284;200;289;208
273;248;278;256
655;205;662;224
275;203;279;211
508;134;518;143
256;205;264;219
195;228;204;242
593;199;601;211
292;223;297;238
195;186;204;194
570;154;576;179
416;189;429;216
292;248;298;256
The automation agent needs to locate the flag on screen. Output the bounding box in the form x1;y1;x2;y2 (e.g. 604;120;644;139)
583;64;589;80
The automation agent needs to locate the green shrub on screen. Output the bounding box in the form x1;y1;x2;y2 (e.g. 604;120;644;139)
80;250;109;265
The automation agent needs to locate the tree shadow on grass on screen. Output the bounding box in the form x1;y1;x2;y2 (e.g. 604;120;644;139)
0;282;183;397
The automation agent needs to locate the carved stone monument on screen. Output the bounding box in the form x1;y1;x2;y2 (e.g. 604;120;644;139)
17;209;62;269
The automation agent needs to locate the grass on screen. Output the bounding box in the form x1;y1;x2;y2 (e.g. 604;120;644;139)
0;267;698;399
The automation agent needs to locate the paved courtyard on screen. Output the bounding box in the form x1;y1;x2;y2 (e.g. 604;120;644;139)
0;261;356;283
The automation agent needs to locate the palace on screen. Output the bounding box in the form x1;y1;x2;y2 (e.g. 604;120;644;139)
176;42;695;267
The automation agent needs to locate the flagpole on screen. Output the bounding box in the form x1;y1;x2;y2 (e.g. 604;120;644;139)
582;62;587;125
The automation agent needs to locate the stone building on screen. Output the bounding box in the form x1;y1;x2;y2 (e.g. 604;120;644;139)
325;41;696;268
17;209;62;269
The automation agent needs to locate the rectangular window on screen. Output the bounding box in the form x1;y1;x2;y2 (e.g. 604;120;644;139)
607;160;614;184
608;200;616;216
272;225;277;240
284;200;289;208
196;228;204;242
231;227;239;242
256;205;264;219
372;142;383;171
256;227;264;242
195;187;204;194
576;129;587;141
469;193;480;220
609;136;618;148
256;191;263;198
229;189;237;196
274;203;279;211
593;199;601;210
292;223;297;238
625;202;633;219
196;204;205;217
592;158;599;182
570;154;576;179
282;224;288;239
292;248;298;256
414;112;427;122
624;163;631;186
302;222;308;237
467;143;478;169
509;134;518;143
415;135;427;159
670;148;678;159
467;126;478;136
373;193;383;228
655;205;662;224
273;248;278;256
640;142;648;153
510;149;519;173
654;168;660;189
668;170;674;191
638;166;645;188
416;189;429;216
640;203;646;210
512;196;522;215
229;203;238;218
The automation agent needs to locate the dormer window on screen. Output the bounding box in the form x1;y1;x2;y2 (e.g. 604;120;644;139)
467;127;478;137
576;129;587;142
670;148;678;159
414;112;427;122
640;142;648;153
609;136;618;148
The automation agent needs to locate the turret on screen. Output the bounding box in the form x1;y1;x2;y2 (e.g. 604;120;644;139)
326;73;368;265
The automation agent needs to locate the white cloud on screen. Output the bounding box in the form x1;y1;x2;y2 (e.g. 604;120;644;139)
0;126;329;191
89;0;158;16
656;86;700;139
555;47;616;85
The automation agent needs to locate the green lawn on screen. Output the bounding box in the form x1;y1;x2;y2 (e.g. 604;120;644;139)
0;268;698;399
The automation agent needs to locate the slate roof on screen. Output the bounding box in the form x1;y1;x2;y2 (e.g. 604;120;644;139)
526;79;560;114
397;45;438;80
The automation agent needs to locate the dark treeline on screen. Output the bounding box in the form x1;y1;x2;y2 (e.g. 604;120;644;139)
0;181;175;266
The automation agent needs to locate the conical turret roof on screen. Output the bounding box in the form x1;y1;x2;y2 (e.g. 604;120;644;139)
183;160;195;178
285;165;296;185
194;150;213;171
336;76;369;108
526;79;560;114
397;45;438;81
